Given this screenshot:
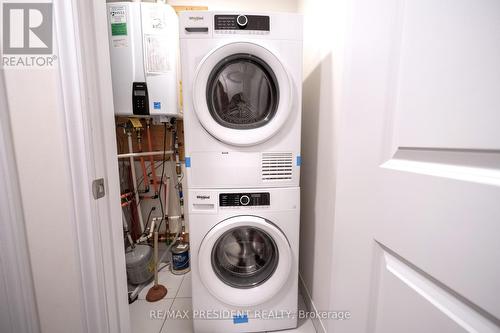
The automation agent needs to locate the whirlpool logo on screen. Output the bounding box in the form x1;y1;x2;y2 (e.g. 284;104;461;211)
2;2;57;68
188;16;204;21
196;195;211;200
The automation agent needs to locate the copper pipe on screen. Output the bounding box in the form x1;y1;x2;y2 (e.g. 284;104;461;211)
137;130;150;192
146;120;159;194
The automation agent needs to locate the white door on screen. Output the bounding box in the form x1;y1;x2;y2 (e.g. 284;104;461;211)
330;0;500;332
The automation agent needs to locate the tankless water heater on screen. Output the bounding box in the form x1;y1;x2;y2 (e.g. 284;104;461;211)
107;2;179;117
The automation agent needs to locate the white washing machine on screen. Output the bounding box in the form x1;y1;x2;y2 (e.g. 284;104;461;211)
188;187;300;333
179;12;303;189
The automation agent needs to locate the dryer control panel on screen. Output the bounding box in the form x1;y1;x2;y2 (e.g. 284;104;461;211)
214;15;270;31
220;192;270;207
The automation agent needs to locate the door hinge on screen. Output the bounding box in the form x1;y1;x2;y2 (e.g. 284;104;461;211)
92;178;106;200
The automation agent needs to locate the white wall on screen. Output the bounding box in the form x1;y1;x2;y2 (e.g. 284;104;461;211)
167;0;298;12
106;0;298;12
297;0;350;332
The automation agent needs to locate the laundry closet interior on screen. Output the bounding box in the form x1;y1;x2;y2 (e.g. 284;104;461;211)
3;0;499;332
105;0;318;332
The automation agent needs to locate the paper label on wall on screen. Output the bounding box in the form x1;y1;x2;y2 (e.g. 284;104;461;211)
144;35;170;74
109;6;127;36
112;38;128;48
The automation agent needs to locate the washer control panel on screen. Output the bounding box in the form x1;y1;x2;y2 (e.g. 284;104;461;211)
214;15;270;31
219;192;270;207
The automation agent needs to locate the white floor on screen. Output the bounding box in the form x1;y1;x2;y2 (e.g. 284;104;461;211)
130;269;316;333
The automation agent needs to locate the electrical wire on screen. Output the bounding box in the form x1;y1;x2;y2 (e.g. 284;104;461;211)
136;160;164;184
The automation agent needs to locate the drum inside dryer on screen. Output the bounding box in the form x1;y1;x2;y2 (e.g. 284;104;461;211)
206;54;280;130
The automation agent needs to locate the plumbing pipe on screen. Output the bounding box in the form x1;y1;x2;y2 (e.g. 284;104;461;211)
122;210;135;249
121;192;133;199
165;175;170;233
172;125;185;218
165;176;169;218
146;119;159;194
117;150;173;159
127;131;145;233
136;219;157;244
153;231;159;283
136;130;150;192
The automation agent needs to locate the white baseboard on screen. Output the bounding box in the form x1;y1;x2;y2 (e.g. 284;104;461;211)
298;273;327;333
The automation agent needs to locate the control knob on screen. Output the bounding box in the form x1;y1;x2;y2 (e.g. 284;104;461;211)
240;195;250;206
236;15;248;28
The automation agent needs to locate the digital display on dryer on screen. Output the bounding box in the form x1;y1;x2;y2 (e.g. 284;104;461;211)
219;192;270;207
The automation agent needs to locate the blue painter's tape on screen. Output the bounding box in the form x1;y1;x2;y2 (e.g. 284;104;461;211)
296;155;302;166
233;315;248;324
153;102;161;109
185;157;191;168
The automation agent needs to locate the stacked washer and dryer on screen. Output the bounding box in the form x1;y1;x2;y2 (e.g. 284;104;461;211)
180;11;302;333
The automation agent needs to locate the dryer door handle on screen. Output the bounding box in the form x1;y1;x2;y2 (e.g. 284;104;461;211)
192;203;215;211
185;27;209;33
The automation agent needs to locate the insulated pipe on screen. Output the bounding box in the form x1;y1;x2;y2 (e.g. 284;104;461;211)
117;151;174;159
146;117;159;195
127;131;145;232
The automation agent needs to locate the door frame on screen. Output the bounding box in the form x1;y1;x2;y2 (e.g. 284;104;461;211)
53;0;130;332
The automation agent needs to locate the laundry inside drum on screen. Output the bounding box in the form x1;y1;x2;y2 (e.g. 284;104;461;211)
212;226;279;288
207;54;280;129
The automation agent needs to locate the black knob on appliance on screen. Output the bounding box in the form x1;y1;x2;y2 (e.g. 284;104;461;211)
240;195;250;206
237;15;248;28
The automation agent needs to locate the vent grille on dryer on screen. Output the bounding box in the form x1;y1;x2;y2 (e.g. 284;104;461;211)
262;153;293;181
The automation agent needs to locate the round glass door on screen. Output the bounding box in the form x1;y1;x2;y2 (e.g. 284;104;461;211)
193;42;293;146
211;226;279;288
197;215;292;306
206;54;279;130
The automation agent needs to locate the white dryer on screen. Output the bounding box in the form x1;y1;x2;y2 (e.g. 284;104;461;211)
179;12;302;188
188;187;300;333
